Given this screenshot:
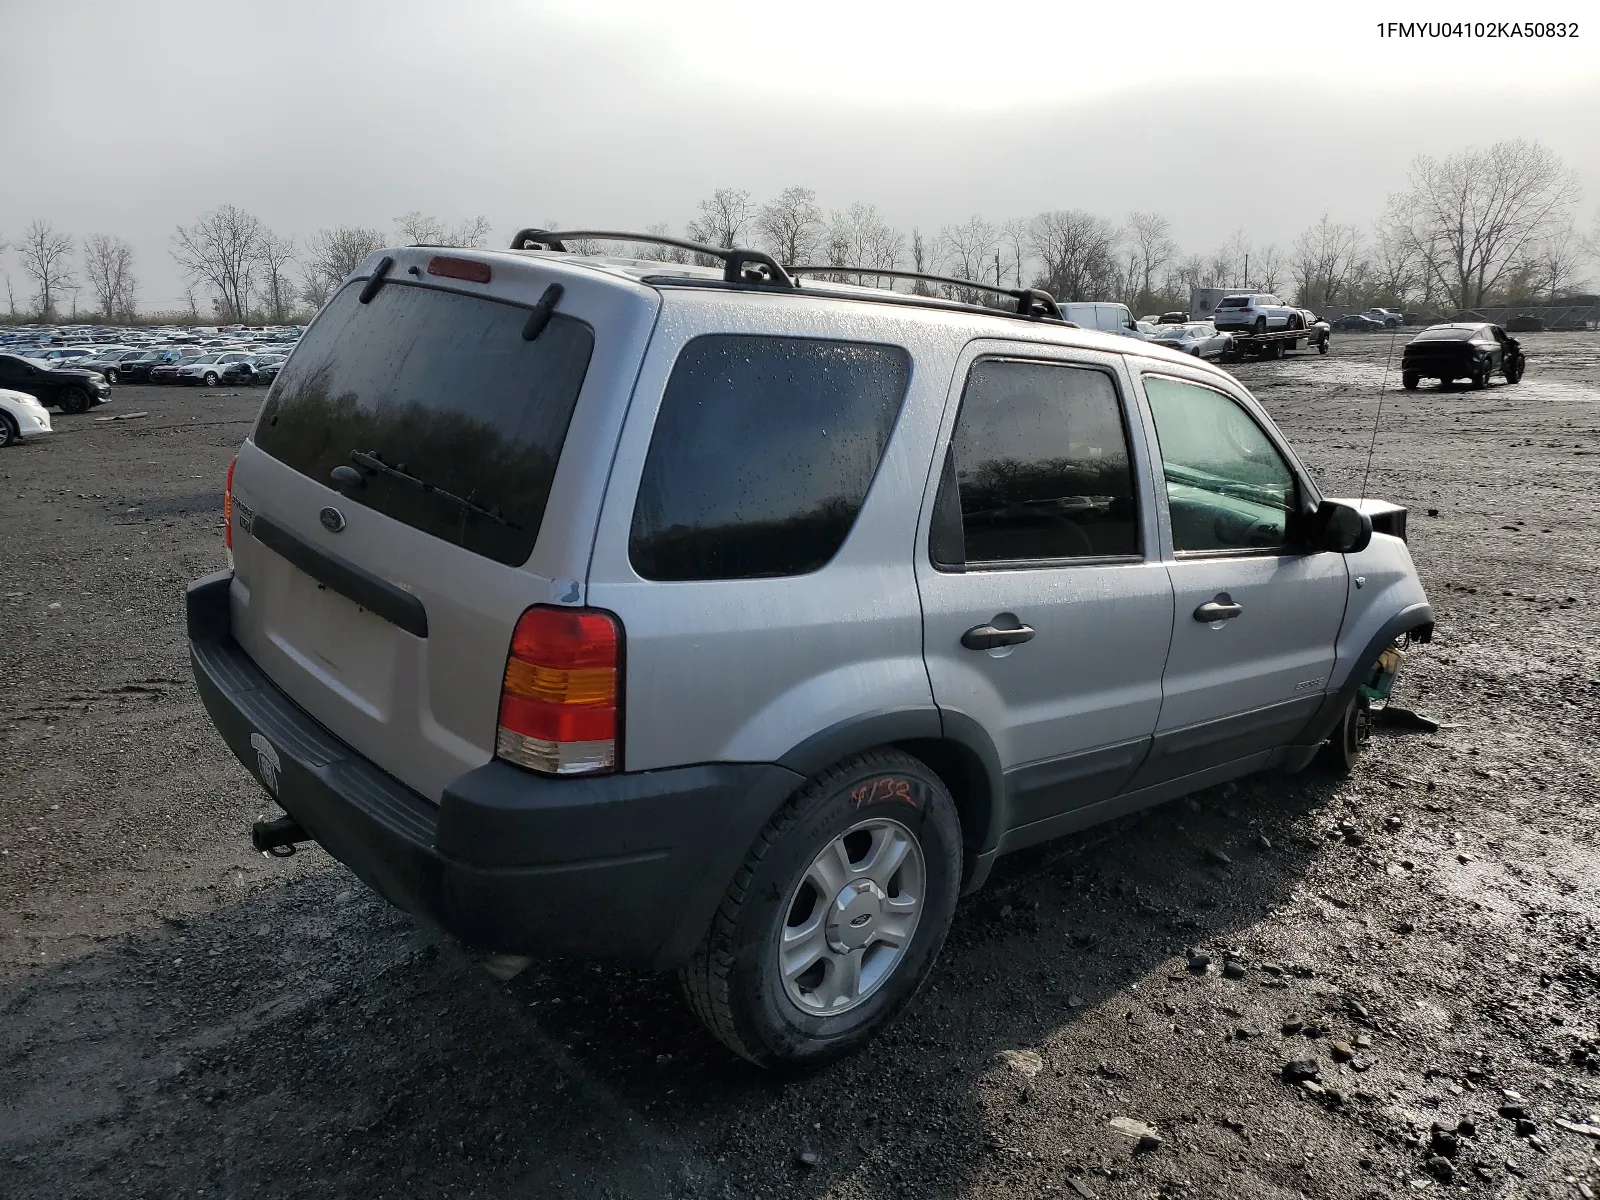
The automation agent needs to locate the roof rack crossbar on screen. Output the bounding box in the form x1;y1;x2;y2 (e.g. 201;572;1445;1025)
508;229;795;288
787;266;1063;320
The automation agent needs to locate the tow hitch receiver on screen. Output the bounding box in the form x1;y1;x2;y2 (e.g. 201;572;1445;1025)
251;813;310;858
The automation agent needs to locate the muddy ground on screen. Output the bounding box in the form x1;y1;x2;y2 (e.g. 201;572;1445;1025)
2;334;1598;1199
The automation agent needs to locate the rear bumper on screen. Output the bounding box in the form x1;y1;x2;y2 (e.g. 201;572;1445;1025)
186;570;802;969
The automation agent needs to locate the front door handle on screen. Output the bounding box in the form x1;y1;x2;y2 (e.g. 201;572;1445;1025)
961;621;1036;651
1194;595;1243;622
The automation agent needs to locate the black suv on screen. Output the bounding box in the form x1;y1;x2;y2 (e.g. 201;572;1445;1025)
0;354;113;414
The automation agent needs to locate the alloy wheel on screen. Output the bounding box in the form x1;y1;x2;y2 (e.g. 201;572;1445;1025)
777;818;926;1015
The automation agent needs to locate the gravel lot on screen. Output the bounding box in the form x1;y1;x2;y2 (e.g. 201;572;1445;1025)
3;335;1598;1199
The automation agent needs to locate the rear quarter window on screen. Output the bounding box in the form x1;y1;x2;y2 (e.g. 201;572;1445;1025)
252;280;594;567
629;335;911;581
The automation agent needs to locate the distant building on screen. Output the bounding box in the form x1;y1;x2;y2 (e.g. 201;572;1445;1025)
1190;288;1233;321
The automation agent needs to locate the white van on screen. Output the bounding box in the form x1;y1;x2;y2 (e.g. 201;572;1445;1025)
1059;302;1143;338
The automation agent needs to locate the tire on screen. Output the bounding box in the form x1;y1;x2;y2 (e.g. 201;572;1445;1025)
1317;335;1329;355
1317;694;1371;775
1269;339;1286;359
58;387;91;415
105;369;118;384
1253;316;1267;334
1402;372;1419;390
1504;357;1523;384
0;412;18;448
680;749;963;1070
203;372;219;387
1470;367;1487;390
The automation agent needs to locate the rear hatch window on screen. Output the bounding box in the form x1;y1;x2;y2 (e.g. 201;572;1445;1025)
253;279;594;567
1218;297;1249;308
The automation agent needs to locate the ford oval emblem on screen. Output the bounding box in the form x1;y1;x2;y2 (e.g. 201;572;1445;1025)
319;506;346;533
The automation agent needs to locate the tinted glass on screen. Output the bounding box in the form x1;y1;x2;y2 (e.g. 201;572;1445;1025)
937;360;1138;567
254;280;594;567
1143;375;1297;553
1413;326;1475;342
1219;297;1249;307
629;335;910;581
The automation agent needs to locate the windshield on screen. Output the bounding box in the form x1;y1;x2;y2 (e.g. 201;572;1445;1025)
253;280;595;567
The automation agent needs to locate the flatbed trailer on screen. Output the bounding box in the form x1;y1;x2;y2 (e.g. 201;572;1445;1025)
1220;321;1331;361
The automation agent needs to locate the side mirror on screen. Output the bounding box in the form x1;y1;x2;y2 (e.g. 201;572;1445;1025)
1307;500;1372;554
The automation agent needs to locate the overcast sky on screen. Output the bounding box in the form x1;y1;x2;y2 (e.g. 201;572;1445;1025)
2;0;1596;312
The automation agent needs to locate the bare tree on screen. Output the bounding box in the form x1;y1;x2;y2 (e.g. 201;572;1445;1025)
1001;218;1032;290
82;234;139;321
447;216;492;249
686;188;756;250
1205;228;1252;290
393;213;489;249
18;220;77;321
1367;221;1421;308
908;227;942;294
939;215;997;302
1518;225;1589;301
635;221;690;264
756;186;825;265
1251;243;1286;295
172;205;264;322
1387;139;1581;311
299;225;386;309
254;230;297;323
825;203;903;286
395;211;445;245
1291;215;1363;308
1028;210;1118;302
1125;212;1176;310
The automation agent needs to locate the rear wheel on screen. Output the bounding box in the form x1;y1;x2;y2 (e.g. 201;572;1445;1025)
58;387;91;415
1504;356;1523;384
680;749;962;1070
0;412;18;448
1318;694;1372;775
1253;316;1267;334
1402;372;1419;390
1470;366;1487;389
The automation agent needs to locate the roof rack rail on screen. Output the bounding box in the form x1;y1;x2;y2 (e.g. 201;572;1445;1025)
787;266;1063;320
508;229;795;288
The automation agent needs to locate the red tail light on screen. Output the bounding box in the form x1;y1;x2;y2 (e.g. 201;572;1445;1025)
224;454;237;550
495;607;621;776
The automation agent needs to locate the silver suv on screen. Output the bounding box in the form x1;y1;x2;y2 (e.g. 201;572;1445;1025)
188;231;1433;1068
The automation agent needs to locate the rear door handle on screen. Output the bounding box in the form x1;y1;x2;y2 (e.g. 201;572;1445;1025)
961;622;1036;650
1194;596;1243;622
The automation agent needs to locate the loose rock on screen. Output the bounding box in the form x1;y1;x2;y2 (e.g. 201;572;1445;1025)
995;1049;1044;1077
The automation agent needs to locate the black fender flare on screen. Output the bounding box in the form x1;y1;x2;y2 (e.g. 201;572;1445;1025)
776;707;1005;893
1284;602;1435;767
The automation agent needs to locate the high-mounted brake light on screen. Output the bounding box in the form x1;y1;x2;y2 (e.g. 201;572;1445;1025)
224;454;237;551
495;607;621;776
427;255;492;284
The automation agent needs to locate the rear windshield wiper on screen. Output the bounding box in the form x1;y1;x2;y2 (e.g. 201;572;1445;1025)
349;450;520;528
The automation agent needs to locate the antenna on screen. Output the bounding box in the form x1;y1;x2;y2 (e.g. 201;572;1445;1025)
1359;328;1402;500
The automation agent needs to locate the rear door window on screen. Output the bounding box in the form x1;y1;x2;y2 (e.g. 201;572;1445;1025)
629;335;910;581
253;280;594;567
931;359;1139;568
